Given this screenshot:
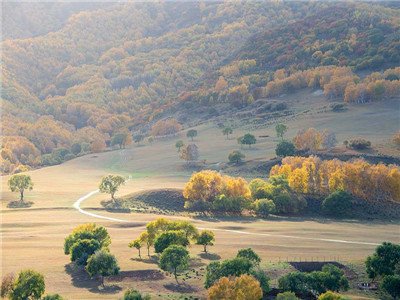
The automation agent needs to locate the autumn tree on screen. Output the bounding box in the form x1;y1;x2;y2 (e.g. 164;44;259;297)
293;128;322;153
8;174;33;201
159;245;189;284
187;129;198;141
322;130;337;152
207;274;263;300
151;119;182;137
86;249;120;287
276;123;288;140
393;131;400;147
175;140;184;152
196;230;215;253
179;144;199;164
91;139;106;153
99;174;126;201
129;239;142;258
215;76;228;92
222;127;233;139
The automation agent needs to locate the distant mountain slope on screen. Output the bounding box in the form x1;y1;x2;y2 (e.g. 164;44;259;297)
236;4;400;71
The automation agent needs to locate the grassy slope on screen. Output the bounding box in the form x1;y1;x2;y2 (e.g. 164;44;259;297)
1;92;400;299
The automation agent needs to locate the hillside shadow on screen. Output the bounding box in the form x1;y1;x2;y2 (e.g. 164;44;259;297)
164;283;198;293
199;252;221;261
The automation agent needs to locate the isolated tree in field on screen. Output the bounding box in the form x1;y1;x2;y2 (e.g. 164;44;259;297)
133;134;144;145
222;127;233;139
179;144;199;163
275;141;295;157
237;248;261;265
86;249;120;287
196;230;215;253
99;174;126;201
8;174;33;201
10;269;45;300
111;132;128;149
228;150;245;164
159;245;189;284
175;140;184;152
381;275;400;299
276;123;287;140
365;242;400;280
241;134;257;148
187;129;197;141
129;239;142;258
207;274;263;300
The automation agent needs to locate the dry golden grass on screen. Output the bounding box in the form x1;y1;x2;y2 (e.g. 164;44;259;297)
1;94;400;299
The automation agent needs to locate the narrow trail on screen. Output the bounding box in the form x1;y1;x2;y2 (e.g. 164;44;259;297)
73;190;381;246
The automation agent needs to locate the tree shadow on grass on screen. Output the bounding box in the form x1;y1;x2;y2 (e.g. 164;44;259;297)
130;255;159;264
64;263;122;294
7;201;33;208
199;252;221;261
108;270;165;282
164;283;198;293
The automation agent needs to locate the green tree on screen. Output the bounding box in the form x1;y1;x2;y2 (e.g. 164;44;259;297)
1;273;15;298
196;230;215;253
187;129;198;141
222;127;233;139
129;239;142;258
71;143;82;155
275;141;295;157
251;267;271;296
122;288;150;300
254;199;276;218
138;232;153;257
86;249;120;287
167;220;199;240
64;223;111;255
318;291;344;300
70;239;101;265
228;150;245;164
111;132;128;149
99;174;126;201
278;271;309;294
204;257;253;288
10;270;45;300
154;230;189;253
159;245;189;284
237;248;261;265
366;242;400;280
277;292;299;300
175;140;184;152
381;275;400;299
8;174;33;201
276;123;288;140
241;133;257;148
322;190;352;216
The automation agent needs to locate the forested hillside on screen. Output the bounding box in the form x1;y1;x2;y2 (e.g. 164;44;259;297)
1;2;399;174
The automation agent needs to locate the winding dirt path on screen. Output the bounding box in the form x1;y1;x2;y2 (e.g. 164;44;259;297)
73;190;381;246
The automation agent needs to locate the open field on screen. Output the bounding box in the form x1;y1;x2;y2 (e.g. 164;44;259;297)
1;94;400;299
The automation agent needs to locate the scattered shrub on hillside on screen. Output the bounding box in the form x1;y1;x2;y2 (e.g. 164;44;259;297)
228;150;245;164
348;138;371;150
322;190;352;216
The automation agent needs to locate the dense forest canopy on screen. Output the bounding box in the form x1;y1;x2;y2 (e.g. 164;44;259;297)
1;1;399;174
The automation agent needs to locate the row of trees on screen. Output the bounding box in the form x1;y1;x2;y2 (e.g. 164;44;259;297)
270;156;400;202
182;170;307;216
